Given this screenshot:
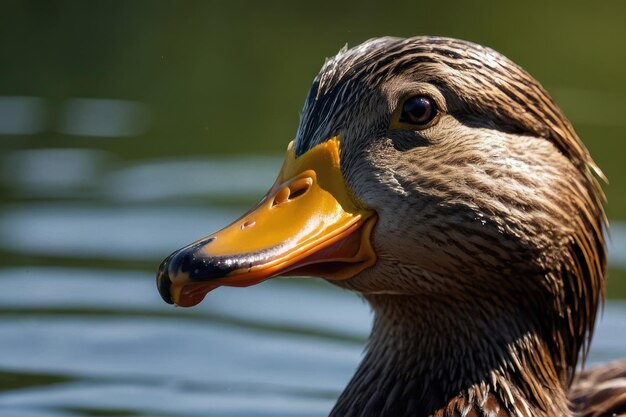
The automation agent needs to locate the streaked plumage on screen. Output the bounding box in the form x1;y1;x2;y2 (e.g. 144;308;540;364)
157;36;626;417
292;36;623;417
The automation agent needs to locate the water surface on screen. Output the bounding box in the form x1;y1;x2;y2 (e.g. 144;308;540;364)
1;156;625;417
1;3;625;416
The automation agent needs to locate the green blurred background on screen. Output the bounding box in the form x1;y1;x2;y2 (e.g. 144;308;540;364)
0;2;624;416
1;0;624;293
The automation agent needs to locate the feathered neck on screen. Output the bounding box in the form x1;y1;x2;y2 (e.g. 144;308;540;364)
330;294;574;417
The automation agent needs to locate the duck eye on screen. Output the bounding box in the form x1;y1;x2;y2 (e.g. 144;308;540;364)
400;96;437;126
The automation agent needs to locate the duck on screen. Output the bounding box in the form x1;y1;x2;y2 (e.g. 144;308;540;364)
156;36;626;417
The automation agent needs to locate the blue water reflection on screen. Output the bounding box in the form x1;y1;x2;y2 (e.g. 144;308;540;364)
0;265;623;417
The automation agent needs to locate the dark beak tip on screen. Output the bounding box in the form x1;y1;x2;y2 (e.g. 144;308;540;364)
156;259;174;305
155;238;243;306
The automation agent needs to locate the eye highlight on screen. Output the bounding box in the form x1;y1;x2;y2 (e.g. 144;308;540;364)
399;96;438;126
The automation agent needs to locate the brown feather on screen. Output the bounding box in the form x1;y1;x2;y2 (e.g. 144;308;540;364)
570;360;626;417
292;36;614;417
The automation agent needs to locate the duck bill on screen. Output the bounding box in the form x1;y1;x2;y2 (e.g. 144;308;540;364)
156;137;377;307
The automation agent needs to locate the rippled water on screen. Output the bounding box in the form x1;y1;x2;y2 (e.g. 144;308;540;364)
0;150;625;417
2;2;625;415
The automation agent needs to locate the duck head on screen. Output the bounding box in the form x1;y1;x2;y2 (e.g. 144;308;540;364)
157;37;607;417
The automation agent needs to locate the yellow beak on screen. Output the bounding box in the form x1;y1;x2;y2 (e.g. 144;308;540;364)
156;137;377;307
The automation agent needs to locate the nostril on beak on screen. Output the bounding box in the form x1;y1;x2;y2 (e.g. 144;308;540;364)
287;177;312;200
272;187;291;206
272;177;312;207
